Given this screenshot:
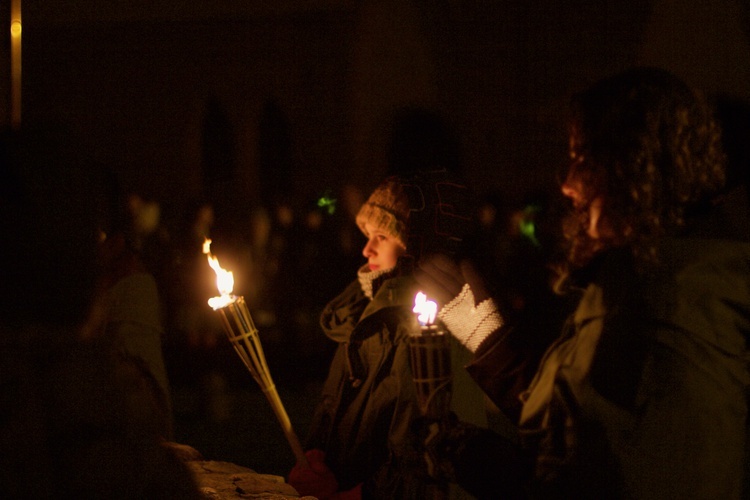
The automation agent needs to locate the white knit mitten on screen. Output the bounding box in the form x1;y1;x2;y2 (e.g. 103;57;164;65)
437;284;504;353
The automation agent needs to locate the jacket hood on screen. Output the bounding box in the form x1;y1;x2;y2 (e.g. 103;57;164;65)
319;280;370;343
320;273;418;344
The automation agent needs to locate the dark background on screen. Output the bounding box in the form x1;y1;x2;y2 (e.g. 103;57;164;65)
6;1;750;213
3;0;750;481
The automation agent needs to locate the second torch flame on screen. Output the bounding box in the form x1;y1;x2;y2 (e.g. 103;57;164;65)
413;291;438;326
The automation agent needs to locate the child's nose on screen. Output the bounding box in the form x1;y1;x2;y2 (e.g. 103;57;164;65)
362;238;376;257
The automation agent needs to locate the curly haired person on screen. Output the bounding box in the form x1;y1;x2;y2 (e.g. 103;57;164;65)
415;67;750;499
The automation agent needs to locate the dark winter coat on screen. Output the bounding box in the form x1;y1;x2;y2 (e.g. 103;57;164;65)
306;270;486;500
465;233;750;499
306;272;428;499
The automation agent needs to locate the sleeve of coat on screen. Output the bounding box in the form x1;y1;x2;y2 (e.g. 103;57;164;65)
464;323;545;423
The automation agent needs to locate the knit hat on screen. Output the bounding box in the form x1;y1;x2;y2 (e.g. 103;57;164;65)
356;176;410;248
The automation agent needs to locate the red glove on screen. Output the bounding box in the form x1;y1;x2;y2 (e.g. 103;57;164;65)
288;449;338;499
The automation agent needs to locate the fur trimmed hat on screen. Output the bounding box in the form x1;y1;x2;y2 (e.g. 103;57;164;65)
356;176;410;248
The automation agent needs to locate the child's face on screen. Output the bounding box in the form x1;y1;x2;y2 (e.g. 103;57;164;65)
361;222;405;272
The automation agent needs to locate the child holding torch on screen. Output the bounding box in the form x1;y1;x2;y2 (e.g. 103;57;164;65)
288;172;486;499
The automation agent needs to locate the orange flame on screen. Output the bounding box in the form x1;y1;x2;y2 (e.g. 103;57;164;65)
203;238;235;309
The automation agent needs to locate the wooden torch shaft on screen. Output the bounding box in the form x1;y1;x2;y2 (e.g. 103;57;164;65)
217;298;309;468
262;383;308;467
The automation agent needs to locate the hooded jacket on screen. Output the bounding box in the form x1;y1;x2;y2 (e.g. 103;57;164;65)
305;168;486;498
306;270;428;498
462;195;750;499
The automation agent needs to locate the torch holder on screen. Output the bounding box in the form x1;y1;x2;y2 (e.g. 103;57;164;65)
408;324;453;499
214;296;308;467
408;324;452;420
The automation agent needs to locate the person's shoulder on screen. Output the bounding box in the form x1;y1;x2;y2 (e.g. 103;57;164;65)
665;235;750;264
684;185;750;242
321;279;368;326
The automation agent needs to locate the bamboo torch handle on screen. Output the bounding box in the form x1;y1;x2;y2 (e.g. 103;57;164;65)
217;298;309;468
263;384;309;468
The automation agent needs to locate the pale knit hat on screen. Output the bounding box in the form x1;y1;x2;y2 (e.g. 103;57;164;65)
355;176;410;248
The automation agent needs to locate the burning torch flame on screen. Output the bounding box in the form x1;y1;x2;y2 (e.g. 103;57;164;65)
203;238;236;309
413;291;438;325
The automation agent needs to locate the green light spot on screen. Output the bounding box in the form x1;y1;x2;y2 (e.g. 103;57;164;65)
317;193;337;215
518;204;541;247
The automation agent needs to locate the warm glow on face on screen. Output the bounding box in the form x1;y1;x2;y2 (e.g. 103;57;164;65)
361;222;404;272
413;292;438;325
203;238;236;309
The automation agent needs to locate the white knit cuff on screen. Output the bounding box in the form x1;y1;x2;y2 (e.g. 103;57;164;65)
437;284;504;353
